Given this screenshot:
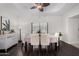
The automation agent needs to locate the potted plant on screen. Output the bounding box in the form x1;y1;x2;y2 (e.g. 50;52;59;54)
59;32;62;37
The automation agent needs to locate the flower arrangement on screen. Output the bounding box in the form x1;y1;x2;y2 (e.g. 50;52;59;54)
59;32;62;36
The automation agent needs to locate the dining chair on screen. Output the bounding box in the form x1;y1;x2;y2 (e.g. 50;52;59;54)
49;35;58;50
21;33;28;53
41;34;50;55
54;32;61;50
30;33;39;54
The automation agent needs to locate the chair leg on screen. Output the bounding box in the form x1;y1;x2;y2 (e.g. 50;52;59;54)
56;41;60;51
5;49;7;53
31;45;33;53
25;42;27;52
46;46;49;55
58;41;60;49
26;43;31;55
21;43;24;52
28;43;31;51
55;43;57;51
50;43;53;51
47;45;50;53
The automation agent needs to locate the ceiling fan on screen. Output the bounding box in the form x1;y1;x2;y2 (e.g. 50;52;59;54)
30;3;50;12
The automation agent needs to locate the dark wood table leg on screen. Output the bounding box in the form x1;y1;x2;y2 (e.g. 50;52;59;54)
39;44;41;55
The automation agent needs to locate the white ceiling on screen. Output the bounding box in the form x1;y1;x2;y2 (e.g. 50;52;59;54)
0;3;79;16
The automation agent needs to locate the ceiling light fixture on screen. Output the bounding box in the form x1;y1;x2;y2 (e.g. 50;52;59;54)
31;3;50;12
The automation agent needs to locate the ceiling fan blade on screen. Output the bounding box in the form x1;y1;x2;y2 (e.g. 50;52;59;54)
30;3;50;12
30;6;36;9
42;3;50;7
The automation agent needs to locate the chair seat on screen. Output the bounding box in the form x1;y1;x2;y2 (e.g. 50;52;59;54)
50;36;58;43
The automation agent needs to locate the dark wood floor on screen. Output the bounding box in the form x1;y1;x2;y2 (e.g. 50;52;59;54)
0;41;79;56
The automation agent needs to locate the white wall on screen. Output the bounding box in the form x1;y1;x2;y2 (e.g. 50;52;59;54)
5;14;65;41
10;14;65;33
0;16;1;30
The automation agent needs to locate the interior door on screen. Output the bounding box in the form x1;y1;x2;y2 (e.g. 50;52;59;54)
68;18;79;43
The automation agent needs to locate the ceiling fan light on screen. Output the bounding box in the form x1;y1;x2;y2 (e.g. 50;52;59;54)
37;6;43;11
37;5;42;9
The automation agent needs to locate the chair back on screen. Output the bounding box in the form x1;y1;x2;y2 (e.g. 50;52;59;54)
54;32;60;37
41;34;50;46
31;34;39;45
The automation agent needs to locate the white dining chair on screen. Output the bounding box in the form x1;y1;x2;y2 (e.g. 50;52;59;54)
49;35;58;51
21;33;27;52
54;32;60;46
50;35;58;46
30;33;39;51
41;34;50;46
54;32;62;50
21;33;31;52
41;34;50;54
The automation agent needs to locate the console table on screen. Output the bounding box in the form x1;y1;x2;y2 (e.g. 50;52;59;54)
0;33;19;52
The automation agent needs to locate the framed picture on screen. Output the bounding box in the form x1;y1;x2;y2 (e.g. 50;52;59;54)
2;16;10;31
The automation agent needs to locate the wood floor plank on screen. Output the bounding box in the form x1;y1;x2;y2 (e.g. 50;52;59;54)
0;41;79;56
